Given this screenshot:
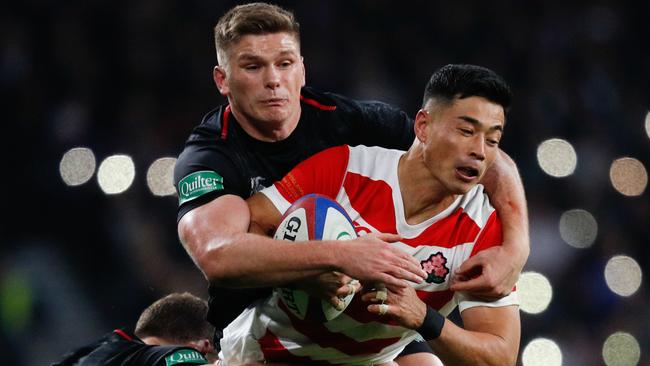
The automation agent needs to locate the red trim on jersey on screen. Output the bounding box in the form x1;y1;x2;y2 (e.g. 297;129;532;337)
341;295;400;325
470;211;502;256
113;329;133;342
259;328;333;365
276;299;401;356
275;145;349;202
221;105;231;140
300;95;337;111
401;208;481;249
343;172;397;234
417;289;455;310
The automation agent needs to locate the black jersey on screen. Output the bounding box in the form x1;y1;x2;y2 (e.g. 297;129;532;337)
51;329;208;366
174;87;414;330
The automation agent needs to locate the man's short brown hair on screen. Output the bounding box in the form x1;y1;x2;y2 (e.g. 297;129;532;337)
214;2;300;62
134;292;214;344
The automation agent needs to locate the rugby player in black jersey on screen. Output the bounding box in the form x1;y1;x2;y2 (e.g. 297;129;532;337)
52;293;217;366
174;3;529;364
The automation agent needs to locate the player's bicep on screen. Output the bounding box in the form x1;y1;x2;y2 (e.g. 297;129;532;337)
460;305;520;348
178;194;251;259
247;193;282;237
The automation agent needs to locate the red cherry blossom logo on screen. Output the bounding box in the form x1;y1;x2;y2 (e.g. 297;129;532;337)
421;252;450;284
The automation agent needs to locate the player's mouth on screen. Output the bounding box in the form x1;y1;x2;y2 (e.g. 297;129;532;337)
260;98;288;107
455;166;480;182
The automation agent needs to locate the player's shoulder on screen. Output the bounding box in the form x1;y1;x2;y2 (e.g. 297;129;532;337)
457;184;497;229
300;86;373;116
146;345;208;366
346;144;404;171
185;106;227;142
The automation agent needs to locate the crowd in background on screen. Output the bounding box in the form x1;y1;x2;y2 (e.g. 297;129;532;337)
2;0;648;364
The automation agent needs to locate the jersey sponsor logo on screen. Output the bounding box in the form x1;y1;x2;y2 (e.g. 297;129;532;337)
178;171;224;205
164;349;207;366
421;252;450;284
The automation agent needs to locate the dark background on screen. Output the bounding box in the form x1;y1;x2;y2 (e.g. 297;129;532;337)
1;0;648;364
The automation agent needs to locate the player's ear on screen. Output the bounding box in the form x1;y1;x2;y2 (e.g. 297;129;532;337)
189;339;214;354
214;65;229;96
300;56;306;87
414;109;430;143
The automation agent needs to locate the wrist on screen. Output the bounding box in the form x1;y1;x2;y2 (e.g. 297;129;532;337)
416;306;445;340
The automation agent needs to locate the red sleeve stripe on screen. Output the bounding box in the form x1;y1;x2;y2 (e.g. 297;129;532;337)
221;105;231;140
300;95;337;111
113;329;133;342
470;211;502;257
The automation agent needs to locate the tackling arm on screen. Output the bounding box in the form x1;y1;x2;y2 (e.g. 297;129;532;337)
177;193;425;290
453;149;529;298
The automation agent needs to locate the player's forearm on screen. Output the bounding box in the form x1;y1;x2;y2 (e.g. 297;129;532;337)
197;233;342;288
428;319;518;366
480;149;529;265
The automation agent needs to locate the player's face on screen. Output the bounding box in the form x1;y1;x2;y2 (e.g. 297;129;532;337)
215;32;305;129
419;96;504;195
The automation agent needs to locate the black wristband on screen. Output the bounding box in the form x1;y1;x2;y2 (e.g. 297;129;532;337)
416;306;445;340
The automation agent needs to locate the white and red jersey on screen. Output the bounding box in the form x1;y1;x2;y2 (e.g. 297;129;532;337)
220;145;518;365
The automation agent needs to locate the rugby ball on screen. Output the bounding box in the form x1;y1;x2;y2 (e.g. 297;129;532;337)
274;194;358;322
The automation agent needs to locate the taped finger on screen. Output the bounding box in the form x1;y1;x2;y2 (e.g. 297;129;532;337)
334;298;345;311
378;303;389;315
347;283;355;296
375;289;388;302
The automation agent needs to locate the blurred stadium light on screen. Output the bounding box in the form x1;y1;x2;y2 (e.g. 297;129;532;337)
518;271;553;314
604;255;642;297
602;331;641;366
59;147;96;186
522;338;562;366
536;138;577;178
97;155;135;195
609;157;647;197
558;209;598;248
146;157;177;197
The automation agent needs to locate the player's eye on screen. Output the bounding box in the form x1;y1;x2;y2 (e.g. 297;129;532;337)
278;60;293;68
244;64;260;71
459;128;473;136
486;138;500;147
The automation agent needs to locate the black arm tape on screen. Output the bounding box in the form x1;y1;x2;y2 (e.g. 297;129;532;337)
416;306;445;340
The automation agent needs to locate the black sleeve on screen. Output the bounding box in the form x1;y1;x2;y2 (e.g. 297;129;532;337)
398;339;435;356
128;345;208;366
173;141;248;222
325;91;415;150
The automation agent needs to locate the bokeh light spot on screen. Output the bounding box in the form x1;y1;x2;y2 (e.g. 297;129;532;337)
536;138;577;177
605;255;642;297
602;332;641;366
97;155;135;194
146;157;177;196
59;147;96;186
522;338;562;366
559;209;598;248
0;272;34;333
518;272;553;314
609;157;647;196
644;111;650;140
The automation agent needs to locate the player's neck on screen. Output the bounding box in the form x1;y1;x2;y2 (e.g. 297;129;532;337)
231;108;301;142
398;153;457;225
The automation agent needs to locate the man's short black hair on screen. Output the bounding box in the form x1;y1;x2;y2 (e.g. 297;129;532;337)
422;64;512;112
134;292;214;344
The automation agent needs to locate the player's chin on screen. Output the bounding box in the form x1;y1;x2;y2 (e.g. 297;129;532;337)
260;108;291;123
449;181;474;195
